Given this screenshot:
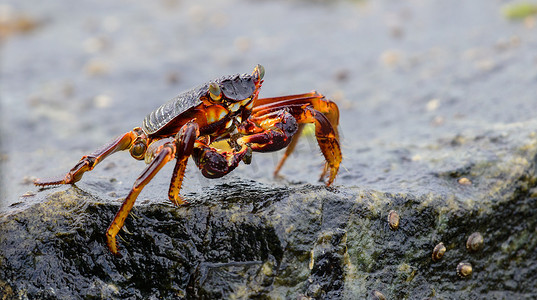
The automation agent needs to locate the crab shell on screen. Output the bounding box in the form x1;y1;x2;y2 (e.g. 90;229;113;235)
142;74;259;137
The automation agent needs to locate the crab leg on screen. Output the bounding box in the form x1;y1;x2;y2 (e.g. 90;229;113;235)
106;142;176;256
239;92;341;185
168;121;200;206
296;106;341;185
273;123;305;178
34;128;143;186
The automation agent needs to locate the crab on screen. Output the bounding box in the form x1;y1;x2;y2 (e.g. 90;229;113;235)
35;65;342;256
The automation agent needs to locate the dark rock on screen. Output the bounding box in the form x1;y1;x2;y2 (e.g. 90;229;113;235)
2;121;537;299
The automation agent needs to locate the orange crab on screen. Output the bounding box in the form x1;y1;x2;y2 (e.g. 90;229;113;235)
35;65;342;256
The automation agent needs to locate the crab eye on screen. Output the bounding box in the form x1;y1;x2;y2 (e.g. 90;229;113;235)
208;82;222;102
130;141;147;160
253;64;265;81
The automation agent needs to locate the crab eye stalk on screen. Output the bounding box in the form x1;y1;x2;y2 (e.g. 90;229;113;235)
253;64;265;81
208;82;222;102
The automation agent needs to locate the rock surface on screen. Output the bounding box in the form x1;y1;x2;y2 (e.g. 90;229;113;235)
2;0;537;299
2;121;537;299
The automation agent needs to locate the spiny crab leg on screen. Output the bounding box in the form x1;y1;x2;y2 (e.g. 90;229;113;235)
273;123;305;178
296;106;341;185
107;121;203;256
167;121;199;206
106;142;176;256
34;129;143;186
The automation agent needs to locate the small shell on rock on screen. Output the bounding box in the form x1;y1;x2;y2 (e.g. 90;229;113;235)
432;242;446;262
466;232;484;252
458;177;472;185
388;210;400;230
371;290;386;300
20;191;36;198
457;262;473;277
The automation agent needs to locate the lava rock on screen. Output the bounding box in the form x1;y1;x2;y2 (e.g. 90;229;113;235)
2;121;537;299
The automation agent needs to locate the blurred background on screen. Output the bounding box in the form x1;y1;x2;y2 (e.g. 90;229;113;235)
1;0;536;208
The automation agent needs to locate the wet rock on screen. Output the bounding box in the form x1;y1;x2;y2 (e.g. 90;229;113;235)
1;120;537;299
